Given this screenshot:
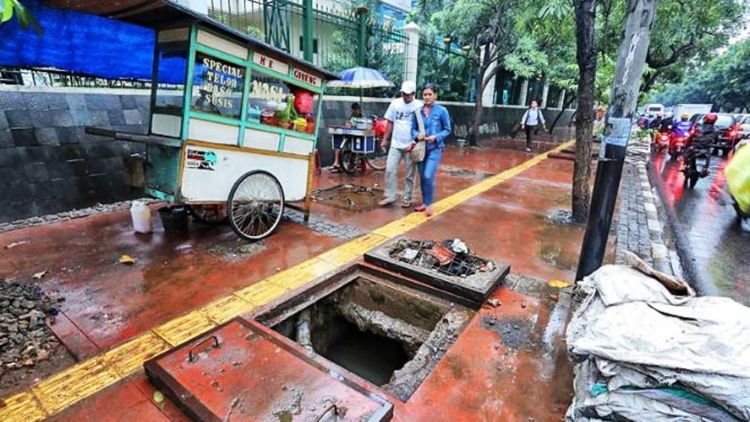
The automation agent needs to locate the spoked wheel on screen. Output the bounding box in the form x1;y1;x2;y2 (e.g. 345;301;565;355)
227;170;285;241
190;204;228;225
365;140;388;170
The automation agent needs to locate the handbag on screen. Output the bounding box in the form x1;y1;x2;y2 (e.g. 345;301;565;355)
411;107;427;163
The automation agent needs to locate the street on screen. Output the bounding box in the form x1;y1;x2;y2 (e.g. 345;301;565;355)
651;151;750;304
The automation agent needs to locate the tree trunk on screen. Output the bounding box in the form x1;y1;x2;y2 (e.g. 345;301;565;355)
549;94;577;133
468;79;485;146
572;0;598;224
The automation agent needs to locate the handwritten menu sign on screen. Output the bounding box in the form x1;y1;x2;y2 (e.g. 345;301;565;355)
292;68;321;87
192;53;244;118
253;52;289;75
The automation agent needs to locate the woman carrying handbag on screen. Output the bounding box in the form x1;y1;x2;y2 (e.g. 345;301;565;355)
409;83;452;217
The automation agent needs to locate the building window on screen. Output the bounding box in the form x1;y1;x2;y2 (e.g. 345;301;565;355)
298;37;319;54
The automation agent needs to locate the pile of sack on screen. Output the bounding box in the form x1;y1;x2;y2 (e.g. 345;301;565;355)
566;253;750;421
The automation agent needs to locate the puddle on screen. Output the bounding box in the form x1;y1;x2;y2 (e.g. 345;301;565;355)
481;316;534;349
259;274;473;401
312;184;384;212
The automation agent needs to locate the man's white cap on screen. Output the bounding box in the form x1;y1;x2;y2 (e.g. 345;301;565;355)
400;80;416;94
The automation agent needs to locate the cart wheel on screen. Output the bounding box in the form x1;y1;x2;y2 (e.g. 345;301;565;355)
365;140;388;171
227;170;285;241
190;205;228;225
340;142;358;174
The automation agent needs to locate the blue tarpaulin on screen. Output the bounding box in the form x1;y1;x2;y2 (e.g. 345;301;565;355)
0;1;184;83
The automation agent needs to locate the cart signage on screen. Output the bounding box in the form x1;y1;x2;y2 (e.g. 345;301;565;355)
192;53;245;118
253;52;289;75
186;148;218;171
292;68;321;87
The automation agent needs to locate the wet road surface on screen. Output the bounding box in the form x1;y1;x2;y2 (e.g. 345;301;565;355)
651;151;750;304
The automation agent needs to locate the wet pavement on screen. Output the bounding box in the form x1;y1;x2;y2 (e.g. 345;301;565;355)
651;151;750;304
0;139;593;421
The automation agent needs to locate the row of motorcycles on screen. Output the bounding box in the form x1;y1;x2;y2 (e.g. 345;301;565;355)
645;113;718;189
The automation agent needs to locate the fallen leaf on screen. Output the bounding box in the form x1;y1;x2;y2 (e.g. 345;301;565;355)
32;271;48;280
119;255;136;265
547;279;572;289
153;390;164;404
6;241;29;249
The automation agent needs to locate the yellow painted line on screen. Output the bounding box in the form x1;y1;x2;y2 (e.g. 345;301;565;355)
0;140;572;419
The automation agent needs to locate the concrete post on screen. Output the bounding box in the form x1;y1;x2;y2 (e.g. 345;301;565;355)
404;22;420;83
480;44;497;107
302;0;314;62
518;79;529;106
541;83;550;108
558;89;566;109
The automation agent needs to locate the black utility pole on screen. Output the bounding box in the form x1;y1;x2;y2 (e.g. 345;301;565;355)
575;0;658;281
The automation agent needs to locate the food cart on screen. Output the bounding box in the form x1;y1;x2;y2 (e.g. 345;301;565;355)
86;0;338;240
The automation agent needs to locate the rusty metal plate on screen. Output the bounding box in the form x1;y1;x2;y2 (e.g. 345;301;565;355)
364;237;510;307
145;319;393;422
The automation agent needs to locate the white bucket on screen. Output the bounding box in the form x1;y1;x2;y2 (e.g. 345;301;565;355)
130;201;152;234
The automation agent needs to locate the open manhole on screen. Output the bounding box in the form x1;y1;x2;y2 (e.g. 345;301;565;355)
364;237;510;307
257;264;474;402
312;184;384;212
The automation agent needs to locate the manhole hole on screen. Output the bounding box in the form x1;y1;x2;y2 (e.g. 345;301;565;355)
364;237;510;307
312;184;384;212
257;264;473;402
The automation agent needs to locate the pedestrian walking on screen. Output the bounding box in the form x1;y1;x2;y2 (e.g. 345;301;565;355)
520;99;546;153
378;80;423;207
411;83;452;217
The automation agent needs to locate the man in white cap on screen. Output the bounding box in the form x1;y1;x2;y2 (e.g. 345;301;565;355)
379;80;423;207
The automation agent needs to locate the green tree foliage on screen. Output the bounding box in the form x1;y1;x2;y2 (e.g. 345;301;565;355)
0;0;41;34
650;40;750;111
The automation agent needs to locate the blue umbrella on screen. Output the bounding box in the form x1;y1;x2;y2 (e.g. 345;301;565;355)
327;66;395;89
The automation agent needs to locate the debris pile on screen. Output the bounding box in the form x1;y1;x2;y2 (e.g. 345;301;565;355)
0;279;60;372
566;253;750;421
388;239;495;278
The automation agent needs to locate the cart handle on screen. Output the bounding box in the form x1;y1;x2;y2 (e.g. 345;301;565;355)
85;127;182;148
188;335;221;362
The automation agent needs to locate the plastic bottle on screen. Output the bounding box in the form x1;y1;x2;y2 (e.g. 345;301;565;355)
130;201;152;234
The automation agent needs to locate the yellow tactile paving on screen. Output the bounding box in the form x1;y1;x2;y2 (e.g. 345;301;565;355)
1;141;574;419
199;295;257;324
339;232;389;255
32;357;120;415
372;219;419;238
269;258;338;291
234;278;290;305
0;392;45;422
317;247;360;266
101;332;171;377
152;311;216;347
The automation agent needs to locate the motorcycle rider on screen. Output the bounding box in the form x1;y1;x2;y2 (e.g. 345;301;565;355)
686;113;719;176
672;113;693;138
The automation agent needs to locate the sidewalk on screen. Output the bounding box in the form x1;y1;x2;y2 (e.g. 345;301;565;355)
1;139;591;421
